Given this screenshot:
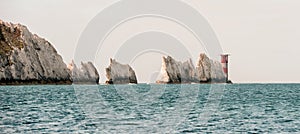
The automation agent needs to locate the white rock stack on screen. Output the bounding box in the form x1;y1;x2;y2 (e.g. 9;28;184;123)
67;61;99;84
105;59;137;84
157;53;226;84
156;56;196;84
195;53;226;83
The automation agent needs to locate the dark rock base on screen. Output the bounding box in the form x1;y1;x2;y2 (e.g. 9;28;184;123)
0;79;72;85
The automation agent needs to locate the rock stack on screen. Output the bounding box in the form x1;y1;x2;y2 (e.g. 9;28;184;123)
105;59;137;84
67;61;99;84
156;53;226;84
195;53;226;83
156;56;196;84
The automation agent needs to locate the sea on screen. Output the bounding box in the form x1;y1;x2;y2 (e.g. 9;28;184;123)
0;84;299;133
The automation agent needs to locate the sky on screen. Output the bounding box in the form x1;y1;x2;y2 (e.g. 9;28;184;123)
1;0;300;83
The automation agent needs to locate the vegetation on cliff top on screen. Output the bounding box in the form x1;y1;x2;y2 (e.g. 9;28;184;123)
0;23;24;56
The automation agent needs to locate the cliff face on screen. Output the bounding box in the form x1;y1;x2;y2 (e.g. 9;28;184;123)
105;59;137;84
67;61;99;84
157;53;226;84
156;56;196;84
0;20;71;85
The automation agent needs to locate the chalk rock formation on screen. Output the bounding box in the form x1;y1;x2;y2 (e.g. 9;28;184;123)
105;59;137;84
156;56;196;84
195;53;226;83
67;61;99;84
0;19;71;85
156;53;226;84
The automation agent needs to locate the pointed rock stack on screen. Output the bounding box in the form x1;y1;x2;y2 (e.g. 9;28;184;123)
156;53;226;84
156;56;196;84
67;61;99;84
195;53;226;83
105;59;137;84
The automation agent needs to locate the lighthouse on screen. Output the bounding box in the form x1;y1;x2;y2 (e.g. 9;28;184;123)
221;54;231;83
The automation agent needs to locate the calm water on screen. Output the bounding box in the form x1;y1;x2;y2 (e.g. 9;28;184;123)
0;84;299;133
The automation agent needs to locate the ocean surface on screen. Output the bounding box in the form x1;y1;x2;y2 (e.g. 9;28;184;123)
0;84;299;133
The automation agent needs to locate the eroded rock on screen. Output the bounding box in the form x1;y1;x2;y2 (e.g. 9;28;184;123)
67;61;99;84
195;53;226;83
105;59;137;84
156;53;226;84
156;56;196;84
0;19;71;85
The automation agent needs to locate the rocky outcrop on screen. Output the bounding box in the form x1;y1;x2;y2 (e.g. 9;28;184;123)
105;59;137;84
67;61;99;84
195;53;226;83
0;19;71;85
156;56;196;84
156;53;226;84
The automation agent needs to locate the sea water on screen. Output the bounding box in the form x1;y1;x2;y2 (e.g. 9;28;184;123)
0;84;299;133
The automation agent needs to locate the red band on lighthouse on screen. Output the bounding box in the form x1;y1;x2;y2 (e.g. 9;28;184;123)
221;54;229;82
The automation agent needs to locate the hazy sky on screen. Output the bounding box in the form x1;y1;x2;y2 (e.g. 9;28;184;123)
1;0;300;83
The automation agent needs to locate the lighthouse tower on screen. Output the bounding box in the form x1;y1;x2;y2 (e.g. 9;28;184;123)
221;54;230;83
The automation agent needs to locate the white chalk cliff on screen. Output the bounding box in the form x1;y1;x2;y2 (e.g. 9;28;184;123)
0;19;71;84
157;53;226;84
105;59;137;84
67;61;99;84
